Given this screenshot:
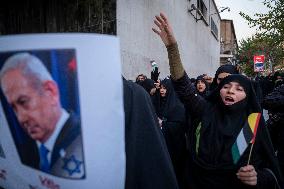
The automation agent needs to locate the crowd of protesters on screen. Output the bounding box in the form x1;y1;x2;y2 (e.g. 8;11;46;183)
124;12;284;189
1;12;282;189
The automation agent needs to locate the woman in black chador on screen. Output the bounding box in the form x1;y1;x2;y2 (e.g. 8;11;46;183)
195;75;209;98
156;79;186;128
123;78;179;189
156;79;187;188
152;12;283;189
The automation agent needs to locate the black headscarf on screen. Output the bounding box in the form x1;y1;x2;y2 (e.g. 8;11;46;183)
156;79;185;122
195;75;209;97
210;64;239;91
214;74;260;113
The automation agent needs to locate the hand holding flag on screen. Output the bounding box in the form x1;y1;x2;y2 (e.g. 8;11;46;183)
236;165;257;186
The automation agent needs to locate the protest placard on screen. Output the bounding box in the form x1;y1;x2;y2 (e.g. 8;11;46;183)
0;34;125;189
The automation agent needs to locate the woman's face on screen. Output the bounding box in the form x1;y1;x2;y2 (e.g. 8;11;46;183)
220;81;246;105
160;85;167;97
217;72;231;84
196;80;206;93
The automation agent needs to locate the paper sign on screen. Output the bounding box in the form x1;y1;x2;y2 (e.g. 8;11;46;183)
253;55;265;72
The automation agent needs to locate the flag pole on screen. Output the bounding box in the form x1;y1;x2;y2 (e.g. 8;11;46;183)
247;143;254;165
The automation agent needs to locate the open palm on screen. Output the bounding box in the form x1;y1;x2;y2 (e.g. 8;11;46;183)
152;12;176;46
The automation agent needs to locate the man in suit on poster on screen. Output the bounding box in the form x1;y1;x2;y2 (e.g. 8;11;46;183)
0;52;84;179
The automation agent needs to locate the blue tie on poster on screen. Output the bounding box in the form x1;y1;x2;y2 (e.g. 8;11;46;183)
39;144;50;173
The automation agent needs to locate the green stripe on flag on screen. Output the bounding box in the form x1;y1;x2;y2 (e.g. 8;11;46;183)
231;113;261;164
232;142;241;164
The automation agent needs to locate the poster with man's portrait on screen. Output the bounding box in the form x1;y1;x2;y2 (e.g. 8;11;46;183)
0;34;125;189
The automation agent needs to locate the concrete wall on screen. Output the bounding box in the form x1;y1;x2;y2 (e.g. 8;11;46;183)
117;0;220;80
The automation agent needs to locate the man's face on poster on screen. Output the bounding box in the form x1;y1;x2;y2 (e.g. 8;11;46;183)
1;69;59;143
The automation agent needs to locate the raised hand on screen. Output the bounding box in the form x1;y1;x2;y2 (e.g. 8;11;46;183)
151;67;160;82
152;12;176;46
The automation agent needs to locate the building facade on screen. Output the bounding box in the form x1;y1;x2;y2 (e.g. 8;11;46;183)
220;19;238;66
0;0;221;80
117;0;221;80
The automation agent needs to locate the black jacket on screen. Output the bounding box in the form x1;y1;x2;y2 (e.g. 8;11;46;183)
263;84;284;176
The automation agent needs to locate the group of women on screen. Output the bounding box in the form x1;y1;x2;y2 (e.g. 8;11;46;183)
149;12;283;189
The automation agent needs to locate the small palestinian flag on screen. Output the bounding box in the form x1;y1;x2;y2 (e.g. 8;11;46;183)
231;113;261;164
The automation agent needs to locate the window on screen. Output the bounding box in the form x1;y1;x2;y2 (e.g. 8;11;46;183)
197;0;207;20
211;17;218;39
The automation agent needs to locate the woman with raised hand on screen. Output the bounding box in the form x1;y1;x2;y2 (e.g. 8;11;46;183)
152;12;283;189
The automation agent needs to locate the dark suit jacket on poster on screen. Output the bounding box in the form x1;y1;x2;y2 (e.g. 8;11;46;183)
22;113;85;179
48;114;84;179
